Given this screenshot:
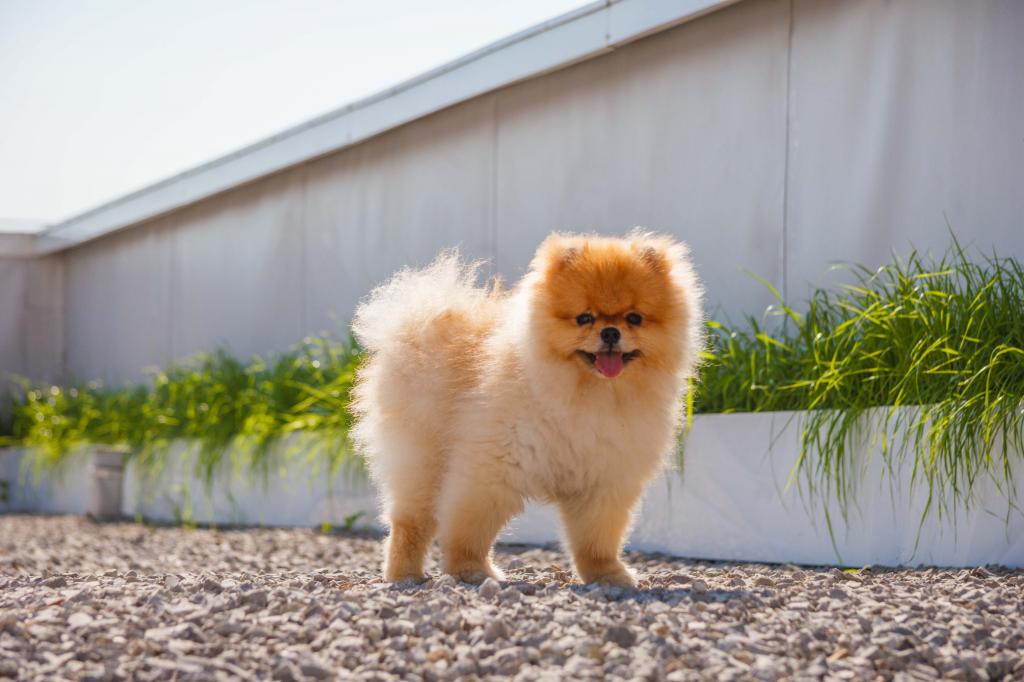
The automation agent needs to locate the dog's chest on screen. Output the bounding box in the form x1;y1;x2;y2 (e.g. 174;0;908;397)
509;397;670;498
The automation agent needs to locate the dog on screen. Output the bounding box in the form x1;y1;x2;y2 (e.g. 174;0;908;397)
350;230;703;587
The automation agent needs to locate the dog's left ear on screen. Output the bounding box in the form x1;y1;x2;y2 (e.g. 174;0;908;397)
632;231;673;274
638;245;667;273
631;231;693;281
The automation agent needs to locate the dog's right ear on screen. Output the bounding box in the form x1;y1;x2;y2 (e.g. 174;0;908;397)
533;233;582;273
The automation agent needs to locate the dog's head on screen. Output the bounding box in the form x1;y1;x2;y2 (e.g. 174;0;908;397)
525;230;702;382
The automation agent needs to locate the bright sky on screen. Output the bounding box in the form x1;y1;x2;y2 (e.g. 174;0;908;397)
0;0;588;228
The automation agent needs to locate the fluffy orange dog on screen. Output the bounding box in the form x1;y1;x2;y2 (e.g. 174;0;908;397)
351;231;703;587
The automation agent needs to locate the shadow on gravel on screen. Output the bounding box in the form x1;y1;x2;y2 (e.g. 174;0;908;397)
386;576;754;604
571;586;753;603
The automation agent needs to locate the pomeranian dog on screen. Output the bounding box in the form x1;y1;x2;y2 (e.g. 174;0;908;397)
351;230;703;587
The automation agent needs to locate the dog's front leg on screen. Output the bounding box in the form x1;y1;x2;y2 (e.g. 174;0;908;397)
558;486;642;588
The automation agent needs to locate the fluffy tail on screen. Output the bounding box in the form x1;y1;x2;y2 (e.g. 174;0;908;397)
351;250;492;353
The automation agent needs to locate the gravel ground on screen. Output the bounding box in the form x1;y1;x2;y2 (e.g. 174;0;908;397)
0;515;1021;681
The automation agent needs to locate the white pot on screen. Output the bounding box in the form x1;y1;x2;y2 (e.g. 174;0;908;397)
88;448;127;521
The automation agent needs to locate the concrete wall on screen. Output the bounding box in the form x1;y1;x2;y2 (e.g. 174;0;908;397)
29;0;1024;384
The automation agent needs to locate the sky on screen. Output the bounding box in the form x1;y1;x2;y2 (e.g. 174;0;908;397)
0;0;588;229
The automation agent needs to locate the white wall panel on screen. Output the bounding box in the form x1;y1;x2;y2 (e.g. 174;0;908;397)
23;256;64;384
0;256;64;389
65;222;171;385
170;172;305;360
785;0;1024;298
0;260;29;388
303;95;497;337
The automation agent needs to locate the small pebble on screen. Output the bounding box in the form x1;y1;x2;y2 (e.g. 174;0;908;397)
67;612;93;628
605;624;637;648
497;586;521;603
433;574;456;589
482;618;510;643
478;577;500;599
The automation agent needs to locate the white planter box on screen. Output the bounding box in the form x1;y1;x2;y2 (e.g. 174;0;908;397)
2;410;1021;567
508;411;1024;568
0;443;378;529
122;441;378;528
0;448;93;515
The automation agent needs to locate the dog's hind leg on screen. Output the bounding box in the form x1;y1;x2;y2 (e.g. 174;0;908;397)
384;511;436;583
437;462;523;583
374;429;443;583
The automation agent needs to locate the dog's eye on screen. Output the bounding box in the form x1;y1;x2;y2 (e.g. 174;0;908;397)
626;312;643;326
576;313;594;326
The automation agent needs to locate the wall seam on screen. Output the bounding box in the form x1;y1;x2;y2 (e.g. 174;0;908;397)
59;255;68;383
299;164;310;337
168;225;177;363
491;93;500;272
18;260;28;385
781;0;795;303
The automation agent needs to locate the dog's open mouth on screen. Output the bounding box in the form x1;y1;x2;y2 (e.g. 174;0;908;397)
576;349;641;378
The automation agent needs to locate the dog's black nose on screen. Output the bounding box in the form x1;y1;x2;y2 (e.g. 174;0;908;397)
600;327;621;345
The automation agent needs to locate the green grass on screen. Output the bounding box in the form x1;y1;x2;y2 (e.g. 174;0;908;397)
2;336;364;487
2;238;1022;532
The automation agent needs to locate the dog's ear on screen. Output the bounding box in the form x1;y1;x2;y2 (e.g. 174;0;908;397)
533;233;582;273
639;245;667;273
631;229;689;276
560;245;582;266
633;237;672;275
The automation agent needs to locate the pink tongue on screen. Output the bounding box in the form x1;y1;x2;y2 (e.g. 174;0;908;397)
594;351;624;378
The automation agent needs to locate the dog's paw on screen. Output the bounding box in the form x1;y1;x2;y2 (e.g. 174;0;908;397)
384;567;429;584
588;569;637;589
445;563;503;584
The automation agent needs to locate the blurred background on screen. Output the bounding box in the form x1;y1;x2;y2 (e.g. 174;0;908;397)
2;0;1022;389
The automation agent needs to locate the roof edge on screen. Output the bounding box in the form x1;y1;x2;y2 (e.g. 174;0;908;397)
31;0;739;255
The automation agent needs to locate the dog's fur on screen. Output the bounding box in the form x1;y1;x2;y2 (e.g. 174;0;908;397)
351;231;703;586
